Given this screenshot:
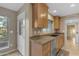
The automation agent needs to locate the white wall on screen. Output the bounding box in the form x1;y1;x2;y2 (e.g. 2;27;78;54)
61;16;79;46
0;7;17;55
60;16;79;33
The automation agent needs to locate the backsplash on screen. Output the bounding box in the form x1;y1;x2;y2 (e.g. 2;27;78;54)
32;28;54;35
32;28;41;35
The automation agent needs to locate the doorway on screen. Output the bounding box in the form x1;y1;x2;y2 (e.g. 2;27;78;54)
65;23;79;49
17;12;26;56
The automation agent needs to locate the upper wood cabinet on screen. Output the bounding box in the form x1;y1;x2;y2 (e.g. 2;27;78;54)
32;3;48;29
53;16;60;31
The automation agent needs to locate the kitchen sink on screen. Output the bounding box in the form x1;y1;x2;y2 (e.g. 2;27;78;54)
54;33;62;34
50;32;62;37
50;35;59;37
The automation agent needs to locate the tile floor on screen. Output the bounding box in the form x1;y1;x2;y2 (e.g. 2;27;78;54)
4;51;21;56
4;39;79;56
64;39;79;56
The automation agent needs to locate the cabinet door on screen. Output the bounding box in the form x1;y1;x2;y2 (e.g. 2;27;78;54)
56;37;61;52
32;3;48;28
56;36;63;52
41;4;48;28
38;4;48;28
54;16;60;30
61;35;64;47
32;4;38;28
56;35;64;52
42;41;51;56
31;41;42;56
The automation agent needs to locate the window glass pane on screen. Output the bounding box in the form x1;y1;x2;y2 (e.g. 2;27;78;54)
42;20;53;33
0;16;8;48
19;19;22;35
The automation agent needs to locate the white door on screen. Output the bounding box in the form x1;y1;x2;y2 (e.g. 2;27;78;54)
17;12;26;56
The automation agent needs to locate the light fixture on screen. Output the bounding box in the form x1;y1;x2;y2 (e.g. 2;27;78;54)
53;10;57;13
70;4;76;7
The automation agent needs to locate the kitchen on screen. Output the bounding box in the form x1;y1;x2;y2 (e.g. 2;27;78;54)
1;3;79;56
30;3;65;56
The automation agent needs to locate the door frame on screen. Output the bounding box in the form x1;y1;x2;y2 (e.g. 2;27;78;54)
0;16;9;51
17;12;26;56
65;22;78;46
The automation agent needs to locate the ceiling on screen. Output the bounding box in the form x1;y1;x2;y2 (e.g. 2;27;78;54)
0;3;79;16
47;3;79;16
0;3;24;11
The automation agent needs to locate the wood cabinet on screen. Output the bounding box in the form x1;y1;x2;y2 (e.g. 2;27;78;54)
56;34;64;53
54;16;60;31
31;41;51;56
32;3;48;28
42;41;51;56
30;34;64;56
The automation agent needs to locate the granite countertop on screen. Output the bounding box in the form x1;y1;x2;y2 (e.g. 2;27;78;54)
30;33;64;45
30;32;64;38
30;36;56;44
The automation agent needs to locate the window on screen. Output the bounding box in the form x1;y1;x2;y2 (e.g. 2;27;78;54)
42;20;53;33
0;16;8;49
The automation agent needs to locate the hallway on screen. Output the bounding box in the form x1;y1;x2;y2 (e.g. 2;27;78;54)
64;39;79;56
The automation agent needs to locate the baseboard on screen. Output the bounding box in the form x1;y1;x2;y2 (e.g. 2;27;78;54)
0;49;17;56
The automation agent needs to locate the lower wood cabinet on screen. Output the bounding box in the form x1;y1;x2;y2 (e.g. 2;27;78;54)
30;34;64;56
56;34;64;53
31;41;51;56
42;41;51;56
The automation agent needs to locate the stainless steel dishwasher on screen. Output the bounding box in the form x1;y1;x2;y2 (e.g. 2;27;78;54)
51;39;57;56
